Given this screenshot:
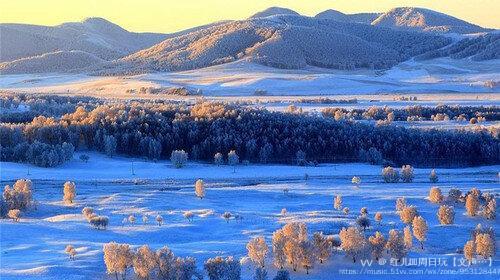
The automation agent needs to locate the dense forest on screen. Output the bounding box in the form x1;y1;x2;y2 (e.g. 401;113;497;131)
1;96;498;167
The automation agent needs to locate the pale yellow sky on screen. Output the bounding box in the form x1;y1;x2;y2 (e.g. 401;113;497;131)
0;0;499;33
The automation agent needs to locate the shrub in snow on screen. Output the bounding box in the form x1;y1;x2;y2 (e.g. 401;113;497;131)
204;256;240;280
247;236;268;268
273;270;290;280
272;229;287;269
254;267;268;280
386;229;407;262
343;207;349;215
412;216;428;249
90;216;109;230
483;199;496;220
103;242;133;280
368;231;386;260
3;179;33;211
395;197;407;212
463;240;475;262
448;188;462;203
351;176;361;186
403;226;413;250
339;226;366;263
356;215;370;231
374;212;382;225
128;214;136;224
382;167;399;183
7;209;21;221
132;245;156;280
183;211;194;221
65;244;76;260
156;215;163;226
333;195;342;210
465;193;479;216
437;205;455;225
222;211;232;223
360;207;368;216
195;179;205;199
475;233;495;259
171;150;188;168
429;169;438;183
312;232;330;263
63;181;76;204
400;205;418;224
400;165;414;183
428;187;443;203
214;152;224;165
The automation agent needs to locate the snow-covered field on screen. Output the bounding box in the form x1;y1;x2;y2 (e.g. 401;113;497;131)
1;153;499;280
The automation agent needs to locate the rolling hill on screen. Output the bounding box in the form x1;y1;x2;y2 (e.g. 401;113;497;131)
315;9;381;24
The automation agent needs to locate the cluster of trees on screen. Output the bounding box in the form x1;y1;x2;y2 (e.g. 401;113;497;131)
1;179;33;221
82;207;109;230
0;140;74;167
2;101;498;167
463;224;496;262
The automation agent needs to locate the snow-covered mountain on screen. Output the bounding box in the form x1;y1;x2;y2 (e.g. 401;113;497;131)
0;17;167;62
249;7;300;18
371;7;490;34
315;9;381;24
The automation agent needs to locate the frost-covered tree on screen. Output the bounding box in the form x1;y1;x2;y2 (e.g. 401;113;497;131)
204;256;240;280
412;216;428;249
465;193;479;216
155;215;163;226
463;240;475;262
360;207;368;216
103;242;132;280
171;150;188;168
156;246;176;280
339;227;366;262
382;167;399;183
272;270;290;280
128;214;136;225
400;165;414;183
403;226;413;250
334;195;342;210
142;215;148;224
429;187;443;203
395;197;407;212
214;152;224;166
429;169;438;183
280;208;287;216
247;236;269;268
104;135;117;157
295;150;306;166
386;229;407;262
7;209;21;221
312;232;330;263
299;240;315;274
183;211;194;222
63;181;76;204
282;222;308;271
374;212;382;225
228;150;239;166
82;207;95;221
356;215;370;231
437;205;455;225
222;212;232;223
475;233;495;259
483;199;496;220
400;205;418;224
368;231;385;260
195;179;205;199
448;188;462;203
133;245;157;280
343;207;349;215
272;229;287;269
175;256;199;280
3;179;33;211
253;267;268;280
65;244;76;260
90;216;109;230
351;176;361;187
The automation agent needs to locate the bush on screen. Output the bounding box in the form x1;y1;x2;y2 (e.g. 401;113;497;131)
89;216;109;230
382;167;399;183
401;165;414;183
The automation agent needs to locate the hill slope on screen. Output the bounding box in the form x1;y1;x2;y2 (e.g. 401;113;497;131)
371;7;489;34
101;14;451;74
315;10;381;24
0;18;166;62
249;7;300;18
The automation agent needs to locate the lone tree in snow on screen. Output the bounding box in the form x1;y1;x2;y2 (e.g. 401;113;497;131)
132;245;156;280
63;181;76;204
374;212;382;225
437;205;455;225
90;216;109;230
7;209;21;222
313;232;331;263
214;152;224;166
228;150;239;166
142;215;148;224
351;176;361;187
429;187;444;203
403;226;413;250
386;229;407;262
222;211;232;223
429;169;438;183
475;233;495;259
382;167;399;183
465;193;480;216
103;242;132;280
170;150;188;168
247;236;269;268
195;179;205;199
356;215;370;231
128;214;136;225
343;207;349;215
400;205;418;224
483;199;496;220
463;240;475;262
339;226;366;262
334;195;342;210
400;165;414;183
272;229;287;269
183;211;194;222
360;207;368;216
412;216;428;249
155;215;163;226
368;231;386;260
65;244;77;260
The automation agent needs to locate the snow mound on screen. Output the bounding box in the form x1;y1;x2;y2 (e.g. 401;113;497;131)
0;266;52;275
43;214;85;222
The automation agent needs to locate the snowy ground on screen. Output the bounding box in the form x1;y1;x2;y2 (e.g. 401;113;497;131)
0;153;499;280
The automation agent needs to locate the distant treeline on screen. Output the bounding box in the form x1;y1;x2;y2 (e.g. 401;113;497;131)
1;99;498;167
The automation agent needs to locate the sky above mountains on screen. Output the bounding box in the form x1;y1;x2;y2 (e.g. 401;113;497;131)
1;0;499;33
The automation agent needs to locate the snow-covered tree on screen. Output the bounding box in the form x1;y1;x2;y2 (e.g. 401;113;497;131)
90;216;109;230
133;245;157;279
7;209;20;221
339;227;366;262
63;181;76;204
103;242;132;280
222;211;232;223
295;150;306;166
437;205;455;225
280;208;287;216
343;207;349;215
400;165;414;183
142;215;148;224
475;233;495;259
368;231;385;260
155;215;163;226
183;211;194;222
82;207;95;221
465;193;480;216
395;197;407;212
283;222;308;271
400;205;418;224
204;256;240;280
272;229;287;269
171;150;188;168
463;240;475;262
429;169;438;183
356;215;370;231
386;229;407;262
175;256;199;280
382;167;399;183
351;176;361;187
448;188;462;203
429;187;443;203
247;236;269;268
195;179;205;199
334;195;342;210
403;226;413;250
374;212;382;225
65;244;76;260
3;179;33;211
312;232;330;263
128;214;136;225
412;216;428;249
214;152;224;166
156;246;176;280
228;150;239;166
299;240;315;274
360;207;368;216
104;135;117;157
483;199;496;220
